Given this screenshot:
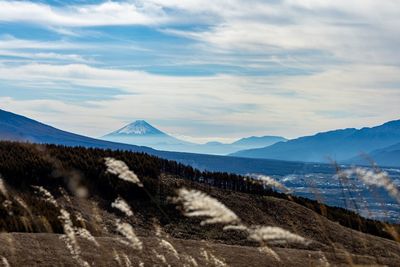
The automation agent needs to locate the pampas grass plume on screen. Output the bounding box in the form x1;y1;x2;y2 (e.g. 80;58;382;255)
105;158;143;187
112;197;134;217
174;188;240;225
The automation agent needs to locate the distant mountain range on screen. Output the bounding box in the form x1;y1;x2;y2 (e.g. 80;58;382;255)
231;120;400;166
102;120;287;155
1;108;399;167
0;108;334;175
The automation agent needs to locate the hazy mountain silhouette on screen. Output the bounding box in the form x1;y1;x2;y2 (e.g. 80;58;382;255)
231;120;400;166
102;120;286;155
232;135;287;148
349;142;400;167
0;108;334;176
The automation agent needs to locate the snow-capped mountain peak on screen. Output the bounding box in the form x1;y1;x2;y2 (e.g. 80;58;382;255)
110;120;164;136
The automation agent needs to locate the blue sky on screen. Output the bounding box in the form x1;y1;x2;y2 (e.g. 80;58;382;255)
0;0;399;143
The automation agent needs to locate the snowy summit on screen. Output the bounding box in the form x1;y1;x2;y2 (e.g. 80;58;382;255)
108;120;164;136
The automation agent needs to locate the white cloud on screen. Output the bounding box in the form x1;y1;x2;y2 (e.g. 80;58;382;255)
0;1;167;27
0;35;84;50
0;63;399;139
0;50;88;63
0;1;399;140
163;0;400;65
1;1;399;64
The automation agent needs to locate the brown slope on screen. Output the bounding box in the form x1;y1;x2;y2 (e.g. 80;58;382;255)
159;174;400;259
1;233;398;267
0;180;399;267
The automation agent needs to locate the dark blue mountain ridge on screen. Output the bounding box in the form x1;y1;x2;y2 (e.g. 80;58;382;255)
0;109;155;153
231;119;400;165
0;108;337;175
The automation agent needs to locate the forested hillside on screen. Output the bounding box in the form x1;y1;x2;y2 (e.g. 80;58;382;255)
0;141;399;266
0;141;397;239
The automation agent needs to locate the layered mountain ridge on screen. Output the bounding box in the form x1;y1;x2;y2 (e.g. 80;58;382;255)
1;108;399;167
231;120;400;166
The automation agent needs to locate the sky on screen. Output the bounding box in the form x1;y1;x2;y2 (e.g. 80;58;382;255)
0;0;399;143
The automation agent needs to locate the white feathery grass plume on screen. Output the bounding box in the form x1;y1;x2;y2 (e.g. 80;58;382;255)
113;249;122;266
318;252;330;267
160;239;179;259
181;254;198;267
75;227;99;247
59;208;90;267
200;249;209;262
59;209;78;252
152;249;169;266
121;254;132;267
248;226;307;245
174;188;240;225
200;249;226;267
154;224;163;237
341;167;400;203
115;219;143;250
60;235;90;267
225;223;307;248
0;177;9;198
258;246;281;262
32;186;59;207
59;187;72;204
90;202;108;233
14;196;30;214
1;256;10;267
112;197;133;217
2;200;12;214
209;254;226;267
59;209;76;243
223;224;248;231
75;212;86;225
105;158;143;187
248;174;289;192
